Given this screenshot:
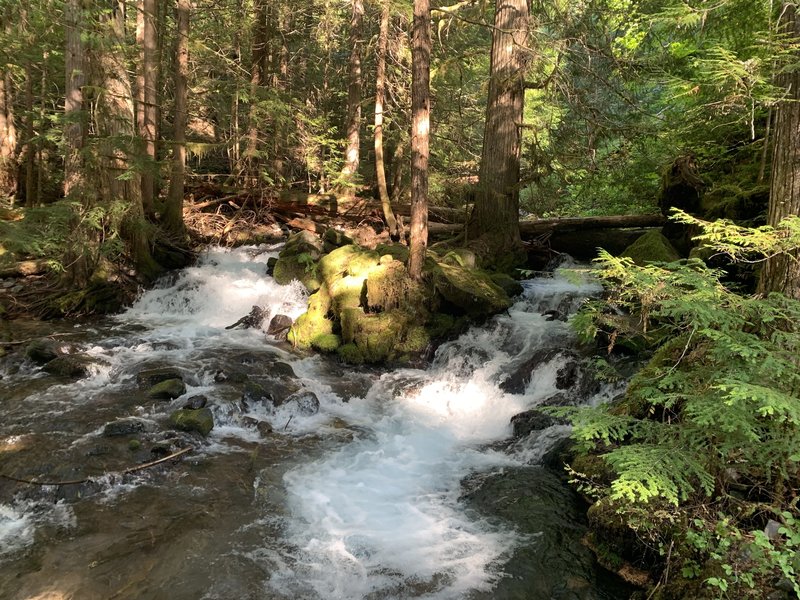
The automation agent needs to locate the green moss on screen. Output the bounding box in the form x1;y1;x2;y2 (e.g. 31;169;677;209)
365;261;409;311
340;307;364;344
425;313;457;339
128;439;141;451
169;408;214;436
319;245;363;283
489;272;524;297
273;254;322;292
311;333;341;353
287;311;335;349
337;343;365;364
147;378;187;400
434;263;512;317
347;250;380;277
282;230;323;258
620;230;681;265
329;275;366;312
352;309;410;363
323;227;353;248
397;325;430;354
375;243;410;263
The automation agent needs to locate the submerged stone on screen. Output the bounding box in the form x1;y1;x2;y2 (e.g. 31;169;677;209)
25;338;61;365
103;418;149;437
169;408;214;436
43;354;93;378
147;378;187;400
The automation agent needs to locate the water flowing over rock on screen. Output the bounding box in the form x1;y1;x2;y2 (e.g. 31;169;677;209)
0;245;628;600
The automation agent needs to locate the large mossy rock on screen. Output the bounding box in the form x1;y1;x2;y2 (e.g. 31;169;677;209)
287;288;334;349
433;263;512;317
26;338;61;365
273;230;324;292
169;408;214;436
620;230;681;265
43;354;94;378
319;244;379;284
147;378;187;400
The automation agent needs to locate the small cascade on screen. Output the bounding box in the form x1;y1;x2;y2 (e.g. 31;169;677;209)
0;248;628;600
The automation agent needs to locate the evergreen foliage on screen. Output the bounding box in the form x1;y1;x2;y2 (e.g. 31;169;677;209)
564;218;800;596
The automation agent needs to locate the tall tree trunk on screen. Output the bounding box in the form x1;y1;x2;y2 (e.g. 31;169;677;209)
469;0;529;265
245;0;269;187
64;0;85;199
0;6;16;199
163;0;189;235
138;0;158;217
375;1;398;239
409;0;430;281
759;3;800;299
23;6;36;207
339;0;365;187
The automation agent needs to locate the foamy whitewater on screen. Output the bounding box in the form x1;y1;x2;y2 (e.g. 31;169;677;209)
1;247;615;598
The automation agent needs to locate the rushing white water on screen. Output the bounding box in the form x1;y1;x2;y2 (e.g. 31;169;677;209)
1;247;619;598
263;269;608;599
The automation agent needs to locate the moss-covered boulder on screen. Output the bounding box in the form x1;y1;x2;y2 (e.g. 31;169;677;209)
351;309;410;363
375;243;410;263
337;342;365;364
137;367;183;388
26;339;61;365
169;408;214;436
273;230;324;292
441;248;478;268
323;227;354;252
621;230;681;265
489;272;524;298
329;275;366;313
147;378;187;400
311;333;341;353
287;289;335;349
366;260;412;311
433;263;512;317
43;354;94;378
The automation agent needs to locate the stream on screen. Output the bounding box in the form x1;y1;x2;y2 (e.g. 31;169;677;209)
0;245;631;600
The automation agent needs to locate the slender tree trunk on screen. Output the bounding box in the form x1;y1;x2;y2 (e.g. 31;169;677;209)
138;0;158;217
245;0;269;187
409;0;430;281
339;0;365;187
64;0;85;199
37;53;47;205
24;60;36;207
229;0;243;183
469;0;529;265
163;0;189;235
375;1;398;239
0;6;16;199
759;3;800;299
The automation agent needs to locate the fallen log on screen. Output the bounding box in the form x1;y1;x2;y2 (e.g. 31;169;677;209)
428;214;666;237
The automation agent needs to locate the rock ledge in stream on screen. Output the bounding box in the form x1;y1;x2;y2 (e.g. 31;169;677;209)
169;408;214;436
137;367;183;388
42;353;94;378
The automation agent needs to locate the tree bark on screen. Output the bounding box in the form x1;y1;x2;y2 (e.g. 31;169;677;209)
163;0;190;235
245;0;269;186
409;0;431;281
375;1;398;239
469;0;530;265
340;0;365;186
759;3;800;299
137;0;158;217
0;6;17;199
64;0;85;199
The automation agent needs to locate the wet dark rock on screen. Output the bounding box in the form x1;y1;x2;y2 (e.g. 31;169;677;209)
214;368;248;384
278;390;320;416
462;467;622;600
225;305;268;330
149;442;173;457
269;361;296;379
241;381;270;406
267;314;293;339
42;354;93;378
147;378;187;400
266;256;278;276
137;367;183;388
183;395;208;410
244;417;273;437
500;348;569;394
103;418;148;437
510;410;565;438
540;392;573;408
169;408;214;436
25;338;61;365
